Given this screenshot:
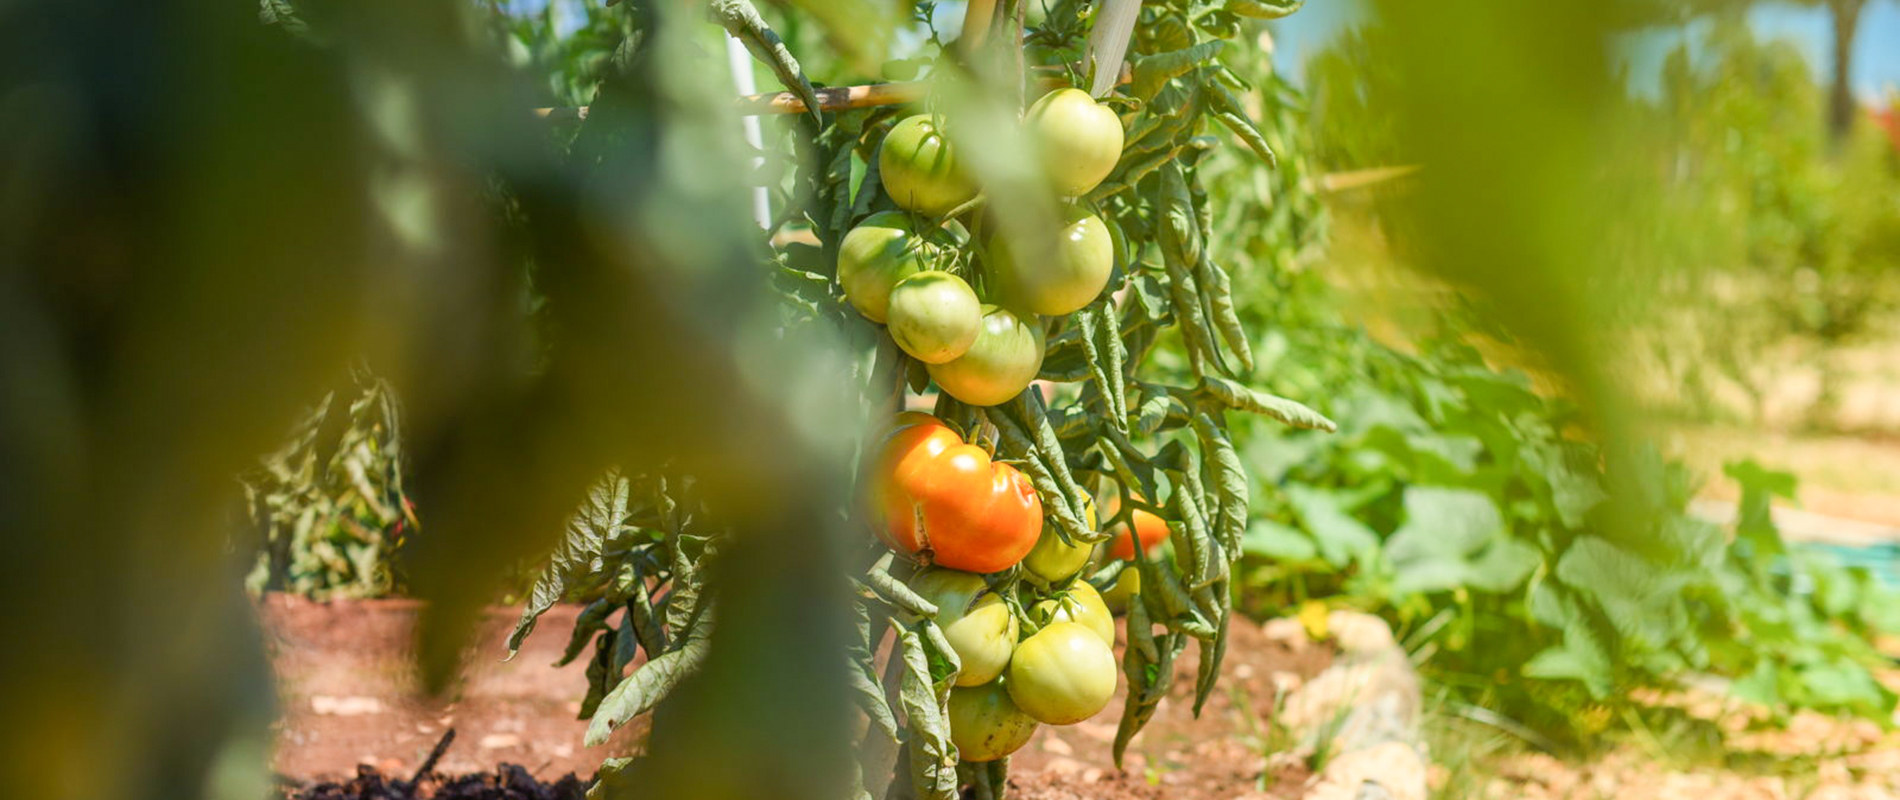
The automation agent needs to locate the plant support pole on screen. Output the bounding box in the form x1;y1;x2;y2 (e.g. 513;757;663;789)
725;34;772;229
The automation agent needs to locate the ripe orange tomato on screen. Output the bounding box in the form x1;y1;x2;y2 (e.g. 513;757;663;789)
870;414;1043;574
1104;492;1170;560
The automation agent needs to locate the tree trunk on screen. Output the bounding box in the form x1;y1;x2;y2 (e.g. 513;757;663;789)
1827;0;1867;142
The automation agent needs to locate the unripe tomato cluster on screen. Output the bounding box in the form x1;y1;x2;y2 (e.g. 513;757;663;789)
838;88;1126;407
869;412;1173;762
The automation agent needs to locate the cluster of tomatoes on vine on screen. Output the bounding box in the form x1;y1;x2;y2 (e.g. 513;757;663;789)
840;86;1173;761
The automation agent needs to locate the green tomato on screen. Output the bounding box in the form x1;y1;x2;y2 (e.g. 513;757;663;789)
1099;562;1139;614
927;304;1046;407
1006;622;1117;725
879;115;977;217
986;205;1113;316
1032;581;1115;646
1025;88;1124;197
911;568;1018;686
837;211;947;323
948;680;1039;762
886;270;981;364
1022;492;1097;585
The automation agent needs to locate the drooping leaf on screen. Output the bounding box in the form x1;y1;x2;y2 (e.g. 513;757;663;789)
509;470;631;656
584;633;711;747
709;0;822;124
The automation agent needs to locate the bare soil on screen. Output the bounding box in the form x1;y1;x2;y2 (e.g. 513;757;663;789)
1004;617;1335;800
265;596;1334;800
263;595;640;785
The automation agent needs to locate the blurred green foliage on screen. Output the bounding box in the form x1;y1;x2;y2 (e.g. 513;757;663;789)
6;1;871;799
1233;305;1900;744
1221;9;1900;747
1641;18;1900;426
1307;12;1900;429
243;367;415;599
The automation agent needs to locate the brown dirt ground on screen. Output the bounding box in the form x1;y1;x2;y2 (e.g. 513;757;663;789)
265;596;1335;800
1005;616;1335;800
262;595;642;783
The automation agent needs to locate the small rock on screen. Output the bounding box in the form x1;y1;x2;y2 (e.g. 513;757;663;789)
1270;670;1304;696
479;733;522;750
1309;741;1426;800
311;696;384;716
1262;617;1310;650
1327;611;1397;656
1041;737;1073;756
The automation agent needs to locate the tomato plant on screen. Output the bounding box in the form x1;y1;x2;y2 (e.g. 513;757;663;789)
521;1;1337;796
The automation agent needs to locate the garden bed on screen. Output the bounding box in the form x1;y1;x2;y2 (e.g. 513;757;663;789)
265;596;1414;800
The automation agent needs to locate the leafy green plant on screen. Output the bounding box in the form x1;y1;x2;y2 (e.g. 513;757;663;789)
1234;316;1899;745
243;368;415;600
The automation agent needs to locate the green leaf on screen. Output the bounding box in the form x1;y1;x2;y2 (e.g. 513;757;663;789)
1243;519;1318;561
584;634;711;747
710;0;822;124
1522;622;1613;698
896;622;958;800
1199;376;1336;431
1129;42;1225;102
586;757;637;800
509;471;630;657
1224;0;1305;19
1795;657;1889;711
1556;537;1696;647
1385;487;1505;567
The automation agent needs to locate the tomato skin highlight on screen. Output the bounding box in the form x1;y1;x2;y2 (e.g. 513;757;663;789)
948;680;1039;762
1105;492;1170;560
927;304;1047;407
987;205;1114;316
1006;622;1118;725
1032;580;1115;646
1022;492;1097;584
886;270;981;364
871;413;1043;574
1025;88;1125;197
910;568;1018;686
879;115;977;217
837;211;946;323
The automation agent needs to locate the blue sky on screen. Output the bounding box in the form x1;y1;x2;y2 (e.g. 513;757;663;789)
1270;0;1900;102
